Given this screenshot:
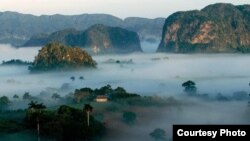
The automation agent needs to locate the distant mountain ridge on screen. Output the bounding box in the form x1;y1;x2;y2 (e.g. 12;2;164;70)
158;3;250;53
0;11;164;46
24;24;142;54
24;28;80;46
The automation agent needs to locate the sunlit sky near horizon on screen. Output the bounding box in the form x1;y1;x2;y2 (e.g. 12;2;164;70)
0;0;249;18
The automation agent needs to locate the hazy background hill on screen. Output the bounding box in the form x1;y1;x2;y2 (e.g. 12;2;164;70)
124;17;165;42
24;24;142;54
0;11;164;46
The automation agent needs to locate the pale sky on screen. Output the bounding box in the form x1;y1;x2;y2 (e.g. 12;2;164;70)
0;0;249;18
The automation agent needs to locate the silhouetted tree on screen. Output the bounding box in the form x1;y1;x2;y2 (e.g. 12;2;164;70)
182;80;197;95
94;84;112;95
150;128;167;141
60;83;71;91
79;76;84;81
114;87;127;94
74;89;92;103
23;92;32;100
248;83;250;107
0;96;10;110
28;101;46;141
122;111;136;125
70;76;75;81
51;93;61;100
13;94;19;99
84;104;93;126
57;105;105;140
215;93;229;101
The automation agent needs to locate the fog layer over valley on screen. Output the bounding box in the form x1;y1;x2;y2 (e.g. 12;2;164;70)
0;44;250;97
0;44;250;141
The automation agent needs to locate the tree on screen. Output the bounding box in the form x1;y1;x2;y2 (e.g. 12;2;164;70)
28;101;46;141
60;83;71;91
79;76;85;81
13;94;19;99
36;105;105;140
248;83;250;106
84;104;93;127
70;76;75;81
182;80;197;95
74;90;91;103
114;87;127;94
122;111;136;125
0;96;10;110
150;128;167;141
51;93;61;100
94;84;112;95
23;92;32;100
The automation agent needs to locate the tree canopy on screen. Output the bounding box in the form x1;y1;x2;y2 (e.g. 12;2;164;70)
25;105;105;141
150;128;167;141
182;80;197;95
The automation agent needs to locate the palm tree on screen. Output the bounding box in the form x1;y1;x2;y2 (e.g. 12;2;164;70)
28;101;46;141
84;104;93;127
249;83;250;106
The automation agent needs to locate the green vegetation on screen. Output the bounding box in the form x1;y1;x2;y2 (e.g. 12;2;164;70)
122;111;136;125
84;104;93;127
69;85;181;108
1;59;32;66
13;95;19;99
29;43;97;72
182;80;197;96
24;103;105;141
70;76;75;81
237;46;250;53
118;96;179;107
0;96;11;111
0;119;23;133
51;93;61;100
72;85;141;103
150;128;167;141
0;84;249;140
26;101;46;140
79;76;85;81
22;92;35;101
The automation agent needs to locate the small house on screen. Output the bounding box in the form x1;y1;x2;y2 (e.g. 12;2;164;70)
96;95;108;102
